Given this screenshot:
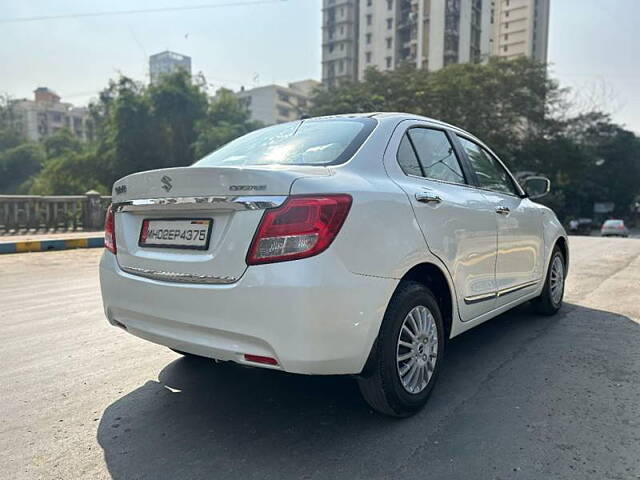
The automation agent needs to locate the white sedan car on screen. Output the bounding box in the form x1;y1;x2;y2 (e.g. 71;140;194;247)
100;113;568;417
600;219;629;237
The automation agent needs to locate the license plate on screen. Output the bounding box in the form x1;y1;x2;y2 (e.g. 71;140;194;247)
139;218;213;250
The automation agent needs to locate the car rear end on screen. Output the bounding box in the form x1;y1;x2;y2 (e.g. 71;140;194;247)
601;219;628;237
99;117;397;375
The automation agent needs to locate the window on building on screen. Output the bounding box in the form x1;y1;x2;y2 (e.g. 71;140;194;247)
387;18;393;29
503;45;508;52
278;92;290;103
504;34;508;40
386;37;392;48
340;26;344;35
366;52;372;63
366;33;372;44
366;14;372;25
386;56;392;68
505;10;509;17
387;0;393;10
340;42;344;50
339;60;344;72
277;106;290;118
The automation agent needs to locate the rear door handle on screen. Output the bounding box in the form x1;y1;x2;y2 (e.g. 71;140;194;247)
415;192;442;204
496;206;510;215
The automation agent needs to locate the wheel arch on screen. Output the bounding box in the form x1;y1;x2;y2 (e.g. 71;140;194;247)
358;261;455;378
400;262;454;340
554;236;569;272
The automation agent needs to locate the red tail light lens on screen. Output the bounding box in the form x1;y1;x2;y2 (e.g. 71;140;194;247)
246;194;352;265
104;204;116;254
244;354;278;365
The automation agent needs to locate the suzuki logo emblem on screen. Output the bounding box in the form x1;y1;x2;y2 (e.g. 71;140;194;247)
161;175;173;192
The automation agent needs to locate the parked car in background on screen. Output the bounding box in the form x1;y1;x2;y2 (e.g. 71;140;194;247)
569;218;594;236
601;219;629;237
100;113;568;417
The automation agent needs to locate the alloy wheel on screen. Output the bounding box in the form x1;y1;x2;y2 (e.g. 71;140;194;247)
396;305;438;394
550;255;564;305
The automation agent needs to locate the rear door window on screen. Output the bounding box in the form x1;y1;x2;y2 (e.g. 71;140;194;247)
396;128;466;184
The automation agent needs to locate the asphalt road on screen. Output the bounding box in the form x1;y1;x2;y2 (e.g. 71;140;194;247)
1;237;639;480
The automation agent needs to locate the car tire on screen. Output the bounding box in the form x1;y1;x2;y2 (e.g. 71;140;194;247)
532;246;565;316
357;281;445;417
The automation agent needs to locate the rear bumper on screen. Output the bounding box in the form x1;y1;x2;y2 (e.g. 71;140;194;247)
601;229;628;237
99;251;397;375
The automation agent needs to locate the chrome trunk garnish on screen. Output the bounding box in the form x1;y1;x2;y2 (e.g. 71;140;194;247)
112;195;287;212
120;265;238;285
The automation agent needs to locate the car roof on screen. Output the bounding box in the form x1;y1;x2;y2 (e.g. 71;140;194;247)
309;112;480;142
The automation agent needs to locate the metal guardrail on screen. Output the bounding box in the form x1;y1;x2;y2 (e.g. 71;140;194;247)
0;192;111;235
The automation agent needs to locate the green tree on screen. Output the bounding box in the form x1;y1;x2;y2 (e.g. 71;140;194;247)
193;88;262;158
90;76;159;188
27;128;105;195
28;150;106;195
149;71;209;167
0;143;45;193
0;94;25;152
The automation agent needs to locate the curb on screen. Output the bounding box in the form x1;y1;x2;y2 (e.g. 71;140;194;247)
0;236;104;254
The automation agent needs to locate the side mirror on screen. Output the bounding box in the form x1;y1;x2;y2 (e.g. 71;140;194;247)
522;176;550;199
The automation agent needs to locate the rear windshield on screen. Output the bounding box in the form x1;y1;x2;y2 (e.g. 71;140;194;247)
603;220;624;227
194;118;377;167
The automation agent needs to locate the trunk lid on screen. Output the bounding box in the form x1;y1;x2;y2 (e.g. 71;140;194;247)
112;166;329;283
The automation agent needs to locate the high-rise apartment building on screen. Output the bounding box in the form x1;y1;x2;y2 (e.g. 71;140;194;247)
321;0;549;87
149;51;192;85
321;0;360;88
490;0;549;62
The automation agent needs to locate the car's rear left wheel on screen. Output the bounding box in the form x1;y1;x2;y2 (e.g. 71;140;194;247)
357;281;445;417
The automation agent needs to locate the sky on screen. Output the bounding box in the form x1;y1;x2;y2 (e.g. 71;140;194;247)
1;0;639;132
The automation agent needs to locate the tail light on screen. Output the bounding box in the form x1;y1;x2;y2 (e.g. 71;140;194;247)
246;194;352;265
104;204;116;254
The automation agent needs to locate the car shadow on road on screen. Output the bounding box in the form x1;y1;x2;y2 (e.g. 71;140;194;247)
97;302;639;480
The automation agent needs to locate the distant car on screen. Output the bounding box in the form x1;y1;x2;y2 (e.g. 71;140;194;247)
601;219;629;237
100;113;568;417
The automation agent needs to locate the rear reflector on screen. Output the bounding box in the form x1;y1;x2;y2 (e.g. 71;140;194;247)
104;204;116;254
244;354;278;365
246;194;352;265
